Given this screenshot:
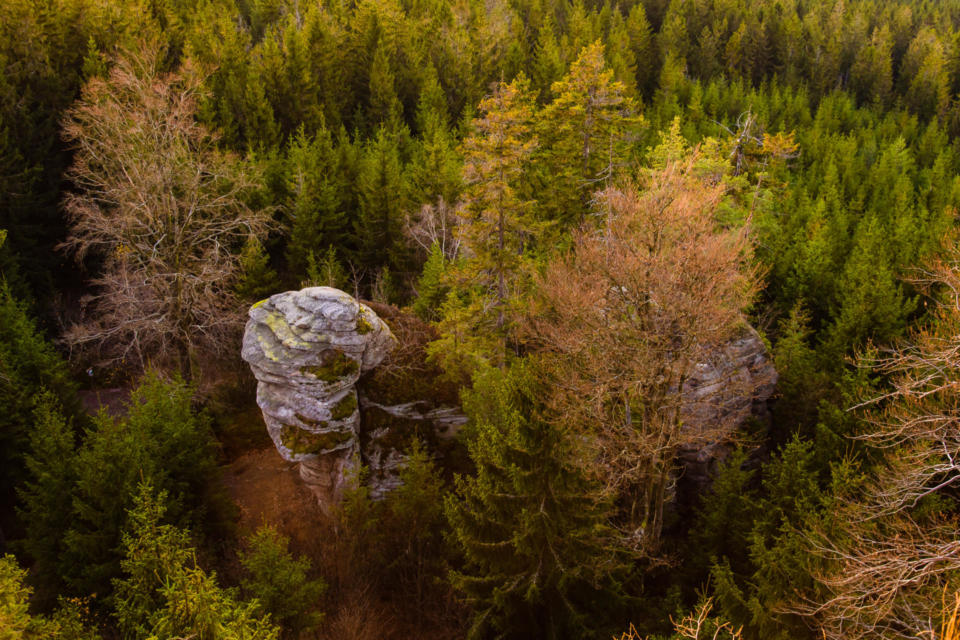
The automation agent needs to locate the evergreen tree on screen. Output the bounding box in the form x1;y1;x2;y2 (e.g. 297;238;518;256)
538;41;639;227
446;362;629;640
432;73;539;377
285;123;349;279
16;392;78;603
382;438;448;622
236;236;281;302
60;373;227;603
0;554;98;640
0;280;78;514
412;241;448;320
239;526;326;638
367;37;404;128
355;123;409;277
114;483;279;640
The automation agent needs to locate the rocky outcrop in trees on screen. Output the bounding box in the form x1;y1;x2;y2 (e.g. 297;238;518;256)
241;287;396;506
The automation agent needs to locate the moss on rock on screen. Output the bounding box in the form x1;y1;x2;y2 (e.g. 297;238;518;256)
300;349;359;382
356;310;373;335
279;424;352;455
295;413;329;429
330;392;358;420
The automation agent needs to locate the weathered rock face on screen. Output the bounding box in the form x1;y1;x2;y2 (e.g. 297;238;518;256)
241;287;396;506
678;324;778;487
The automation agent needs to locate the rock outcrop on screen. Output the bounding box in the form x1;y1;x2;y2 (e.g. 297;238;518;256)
242;288;777;509
241;287;396;506
678;324;778;487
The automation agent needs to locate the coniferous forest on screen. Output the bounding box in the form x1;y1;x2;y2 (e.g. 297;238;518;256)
4;0;960;637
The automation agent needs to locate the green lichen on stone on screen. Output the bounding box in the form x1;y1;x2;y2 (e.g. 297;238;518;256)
255;331;281;362
356;311;373;335
279;424;352;455
295;413;329;430
299;350;359;382
330;392;358;420
264;311;310;349
251;297;269;310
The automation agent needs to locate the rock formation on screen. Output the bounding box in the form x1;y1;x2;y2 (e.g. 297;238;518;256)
241;287;396;506
678;324;778;487
242;288;776;509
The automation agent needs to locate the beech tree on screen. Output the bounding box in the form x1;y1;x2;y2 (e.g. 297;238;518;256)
528;150;762;550
60;44;273;377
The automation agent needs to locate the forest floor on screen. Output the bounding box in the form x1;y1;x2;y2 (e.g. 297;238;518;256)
222;447;327;557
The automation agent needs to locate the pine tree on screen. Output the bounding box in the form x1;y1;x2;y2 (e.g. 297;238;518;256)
445;362;629;640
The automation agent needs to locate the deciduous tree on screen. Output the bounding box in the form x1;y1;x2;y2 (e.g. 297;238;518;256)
60;43;273;378
528;150;762;550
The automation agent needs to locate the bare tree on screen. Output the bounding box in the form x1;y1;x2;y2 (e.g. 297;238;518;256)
60;44;273;378
794;244;960;640
403;197;465;262
527;151;762;551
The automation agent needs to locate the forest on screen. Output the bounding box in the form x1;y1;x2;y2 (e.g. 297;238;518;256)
3;0;960;637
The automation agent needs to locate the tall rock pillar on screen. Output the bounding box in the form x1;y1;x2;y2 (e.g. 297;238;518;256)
241;287;396;507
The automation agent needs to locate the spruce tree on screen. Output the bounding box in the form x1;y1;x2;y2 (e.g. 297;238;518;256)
239;526;326;638
538;41;638;227
432;73;539;376
60;373;226;603
0;280;78;513
285;123;348;279
236;236;281;302
356;123;409;278
445;362;629;640
16;392;78;603
115;483;279;640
